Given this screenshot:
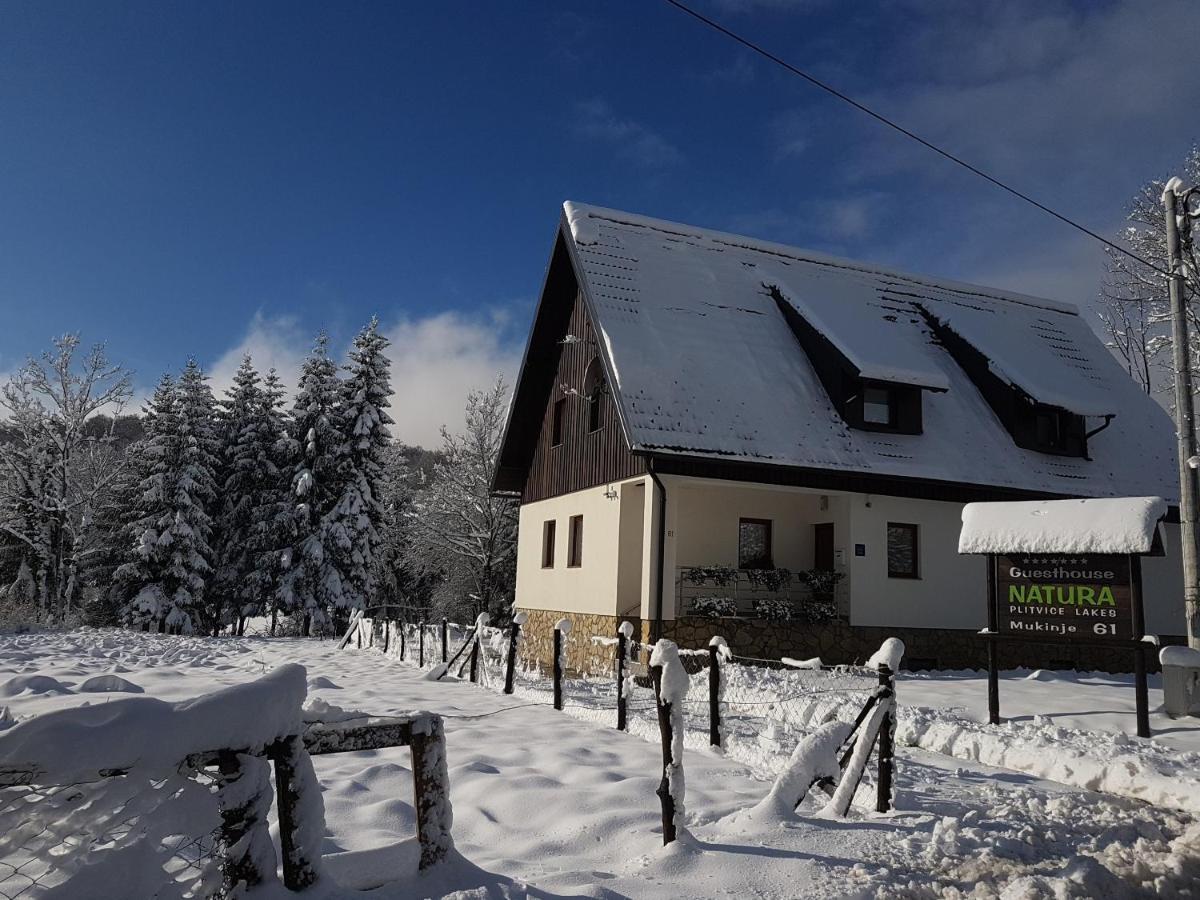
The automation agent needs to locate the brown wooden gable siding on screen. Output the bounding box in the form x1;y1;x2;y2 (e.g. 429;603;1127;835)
522;290;645;503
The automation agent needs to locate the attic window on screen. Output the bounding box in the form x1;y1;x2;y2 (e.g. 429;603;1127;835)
918;306;1090;458
770;288;925;435
863;386;895;427
585;357;605;433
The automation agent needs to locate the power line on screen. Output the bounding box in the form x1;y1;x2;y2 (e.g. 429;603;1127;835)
660;0;1168;277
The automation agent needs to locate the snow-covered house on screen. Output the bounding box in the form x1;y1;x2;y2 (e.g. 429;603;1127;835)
492;202;1183;672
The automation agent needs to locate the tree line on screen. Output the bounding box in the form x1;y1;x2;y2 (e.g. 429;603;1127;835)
0;324;517;635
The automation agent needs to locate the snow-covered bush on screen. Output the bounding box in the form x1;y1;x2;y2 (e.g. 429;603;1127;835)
691;596;737;618
752;596;794;621
745;567;792;592
683;565;738;587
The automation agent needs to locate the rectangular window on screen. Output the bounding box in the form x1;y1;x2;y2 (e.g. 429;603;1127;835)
567;515;584;567
887;523;919;578
541;520;556;569
551;398;566;447
863;386;894;426
738;518;773;569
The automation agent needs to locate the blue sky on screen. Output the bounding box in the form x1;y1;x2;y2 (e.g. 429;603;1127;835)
2;0;1198;444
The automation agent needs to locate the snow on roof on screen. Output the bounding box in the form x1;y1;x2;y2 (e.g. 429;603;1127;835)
562;202;1178;501
771;272;950;391
958;496;1167;555
920;298;1115;416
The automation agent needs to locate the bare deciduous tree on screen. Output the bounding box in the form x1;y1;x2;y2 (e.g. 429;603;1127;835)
0;335;132;620
407;378;517;623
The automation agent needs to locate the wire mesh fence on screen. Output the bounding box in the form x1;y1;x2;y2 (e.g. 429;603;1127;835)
0;766;223;900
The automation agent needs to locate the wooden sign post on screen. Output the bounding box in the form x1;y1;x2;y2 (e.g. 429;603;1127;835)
983;551;1151;738
961;496;1168;742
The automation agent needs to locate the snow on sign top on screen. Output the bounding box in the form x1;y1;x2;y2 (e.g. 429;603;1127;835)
958;497;1168;555
559;202;1177;501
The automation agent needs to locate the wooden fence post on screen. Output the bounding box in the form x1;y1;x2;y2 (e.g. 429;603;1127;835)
382;614;390;654
409;715;454;870
400;622;406;660
616;626;628;731
553;625;564;710
650;663;677;845
469;632;480;683
441;617;449;663
876;664;895;814
419;621;425;667
271;736;320;891
708;637;723;748
215;750;274;893
504;614;524;695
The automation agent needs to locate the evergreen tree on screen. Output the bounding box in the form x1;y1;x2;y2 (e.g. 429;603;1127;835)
171;359;221;633
214;356;270;634
257;368;297;635
115;374;180;630
330;318;393;609
281;334;347;635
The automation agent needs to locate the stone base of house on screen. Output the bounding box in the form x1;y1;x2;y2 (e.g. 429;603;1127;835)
517;608;640;677
516;608;1181;675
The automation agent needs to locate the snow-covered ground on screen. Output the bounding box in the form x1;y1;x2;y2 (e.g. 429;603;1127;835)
1;629;1199;898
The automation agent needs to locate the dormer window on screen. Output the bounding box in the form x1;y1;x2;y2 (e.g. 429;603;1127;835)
770;287;936;436
920;305;1091;458
863;386;895;427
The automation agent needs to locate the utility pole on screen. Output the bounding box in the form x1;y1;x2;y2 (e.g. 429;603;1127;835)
1163;180;1200;649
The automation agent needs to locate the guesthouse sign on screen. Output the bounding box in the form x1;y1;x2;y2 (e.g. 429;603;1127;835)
958;496;1168;739
994;554;1134;642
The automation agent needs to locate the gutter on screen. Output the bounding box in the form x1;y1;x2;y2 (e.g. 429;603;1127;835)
647;459;668;643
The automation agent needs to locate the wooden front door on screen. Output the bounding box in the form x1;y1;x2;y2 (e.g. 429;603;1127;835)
814;523;835;571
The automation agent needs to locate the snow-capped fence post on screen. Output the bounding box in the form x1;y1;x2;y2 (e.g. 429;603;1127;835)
469;631;480;683
504;611;527;695
382;614;390;654
215;750;276;895
650;639;687;845
418;621;426;667
408;714;454;870
708;635;727;748
399;621;406;660
553;618;570;710
616;621;634;731
270;735;321;891
875;664;896;814
441;617;449;663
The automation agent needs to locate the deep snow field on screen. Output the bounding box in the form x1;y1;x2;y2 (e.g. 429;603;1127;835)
1;628;1199;899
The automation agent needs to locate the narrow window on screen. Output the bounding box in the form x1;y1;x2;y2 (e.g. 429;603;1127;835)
585;357;605;433
1035;409;1062;450
551;398;566;447
887;523;919;578
541;520;556;569
862;385;895;426
738;518;773;569
568;515;584;567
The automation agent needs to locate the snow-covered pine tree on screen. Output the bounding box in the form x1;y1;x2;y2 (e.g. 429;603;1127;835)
257;368;297;635
115;374;181;630
281;334;348;635
329;317;393;610
214;355;273;635
171;359;222;633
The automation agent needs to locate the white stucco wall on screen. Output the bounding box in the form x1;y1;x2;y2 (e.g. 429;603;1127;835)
515;478;646;616
844;493;985;630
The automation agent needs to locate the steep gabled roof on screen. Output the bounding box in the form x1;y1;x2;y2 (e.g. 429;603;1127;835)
496;202;1177;502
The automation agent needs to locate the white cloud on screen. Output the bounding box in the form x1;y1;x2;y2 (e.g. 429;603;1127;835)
208;312;309;401
572;99;683;168
381;309;522;448
207;309;522;450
